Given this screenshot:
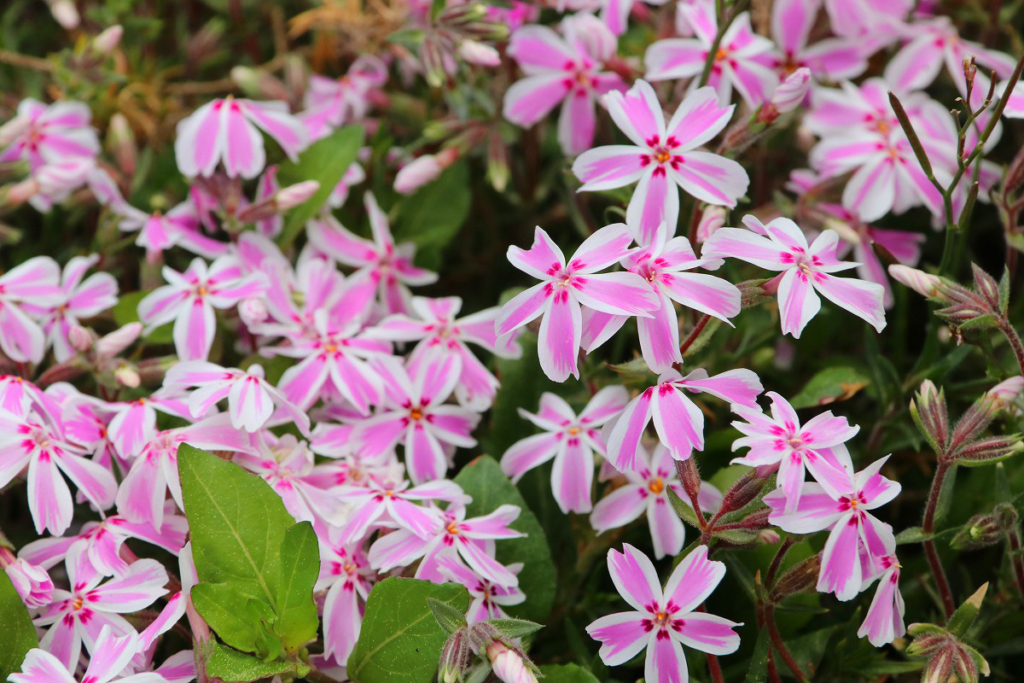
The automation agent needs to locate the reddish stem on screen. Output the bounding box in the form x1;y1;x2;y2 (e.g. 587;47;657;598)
922;459;956;618
1008;529;1024;600
766;605;806;682
679;313;712;357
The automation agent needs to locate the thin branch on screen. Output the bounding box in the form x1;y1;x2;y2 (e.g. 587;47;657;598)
0;49;54;72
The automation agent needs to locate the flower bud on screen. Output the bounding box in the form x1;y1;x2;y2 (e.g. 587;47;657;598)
93;25;123;55
107;113;137;178
5;558;54;609
438;630;470;683
888;264;942;298
96;322;142;358
69;325;94;353
239;297;269;327
486;641;538;683
395;155;443;194
275;180;320;210
695;206;726;243
910;379;949;455
114;364;141;389
950;504;1018;551
49;0;80;29
771;67;812;113
458;39;501;66
757;529;781;545
3;178;39;207
985;376;1024;412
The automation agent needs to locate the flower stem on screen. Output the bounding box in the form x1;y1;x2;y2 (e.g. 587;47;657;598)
679;313;713;357
766;605;806;682
1007;529;1024;600
998;318;1024;376
922;459;956;618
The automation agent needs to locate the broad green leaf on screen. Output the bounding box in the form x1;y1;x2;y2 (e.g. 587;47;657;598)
112;291;173;344
205;642;308;683
789;366;870;409
191;582;275;654
537;663;600;683
0;570;38;681
454;456;556;623
274;522;320;651
177;444;297;608
277;125;364;249
347;578;469;683
394;161;471;270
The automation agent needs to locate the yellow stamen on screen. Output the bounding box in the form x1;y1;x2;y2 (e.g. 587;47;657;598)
649;478;665;494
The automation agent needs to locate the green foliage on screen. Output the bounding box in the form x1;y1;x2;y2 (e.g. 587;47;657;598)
347;578;469;683
394;161;472;270
0;571;37;682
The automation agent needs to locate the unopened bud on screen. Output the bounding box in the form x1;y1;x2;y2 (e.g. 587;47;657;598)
114;364;141;388
5;558;54;608
93;25;123;55
438;3;488;25
275;180;320;210
758;529;781;545
771;67;812;114
695;206;726;243
3;178;39;207
770;553;821;601
889;264;942;298
963;56;977;94
438;630;470;683
69;325;94;353
230;67;291;101
985;376;1024;412
950;504;1018;551
395;155;443;194
96;322;142;357
675;457;702;507
238;297;269;327
49;0;80;28
459;39;501;66
107;113;136;178
485;641;538;683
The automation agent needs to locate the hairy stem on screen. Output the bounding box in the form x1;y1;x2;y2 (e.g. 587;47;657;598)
998;318;1024;376
766;605;806;682
679;313;713;357
1008;529;1024;601
922;459;956;618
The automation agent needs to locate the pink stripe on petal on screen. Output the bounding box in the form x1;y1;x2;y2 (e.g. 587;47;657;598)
607;543;662;611
673;612;741;655
818;513;862;600
537;291;581;382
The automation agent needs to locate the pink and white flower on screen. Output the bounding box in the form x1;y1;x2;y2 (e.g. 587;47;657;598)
174;96;309;178
301;56;387;140
590;443;722;558
437;556;525;623
164;360;310;434
334;477;470;546
501;387;628;513
645;7;778;107
606;367;762;470
702;216;886;338
766;0;866;81
35;544;168;669
315;534;373;665
12;627;157;683
0;257;62;364
496;224;659;381
730;391;859;512
857;553;905;646
764;456;901;600
138;255;267;362
572;82;749;245
0;99;99;171
587;544;740;682
504;14;625;155
368;502;523;587
352;355;481;484
581;225;741;372
21;255;118;362
4;557;54;609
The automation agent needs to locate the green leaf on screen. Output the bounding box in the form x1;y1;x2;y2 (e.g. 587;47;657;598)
895;526;933;545
666;488;703;530
789;366;870;409
744;627;770;683
958;314;1000;331
454;456;557;623
428;597;468;634
934;463;958;527
277;125;364;249
347;578;469;683
537;663;600;683
112;291;173;344
178;444;297;608
999;266;1011;316
191;582;276;654
394;161;471;270
0;570;38;681
274;522;320;651
946;582;988;637
205;642;308;683
485;617;544;639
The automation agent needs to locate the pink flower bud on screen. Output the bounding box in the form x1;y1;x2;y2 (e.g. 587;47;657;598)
93;25;123;55
69;325;94;352
114;365;141;388
695;205;726;243
5;559;54;609
771;67;812;113
239;297;268;327
486;642;538;683
986;376;1023;410
395;155;443;194
275;181;320;210
96;322;142;358
888;264;941;298
4;178;39;206
49;0;80;28
35;158;95;196
458;39;501;67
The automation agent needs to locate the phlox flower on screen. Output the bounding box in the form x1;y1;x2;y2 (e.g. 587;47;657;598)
765;456;900;600
21;506;187;579
598;0;670;35
12;627;158;683
581;224;740;372
587;544;740;683
730;391;859;513
308;193;438;315
164;360;310;434
334;477;470;546
315;534;373;665
0;99;99;171
138;255;267;362
437;556;525;623
503;13;625;155
645;7;778;107
368;502;523;587
175;96;309;179
301;56;388;141
105;394;187;460
857;553;905;646
352;355;481;484
501;387;629;514
572;82;748;245
766;0;867;80
35;543;168;669
496;223;659;382
702;216;886;338
822;0;909;44
0;256;62;364
21;255;117;362
115;414;255;530
607;367;763;470
591;443;723;558
367;296;522;410
5;558;54;609
0;405;116;536
327;161;366;209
